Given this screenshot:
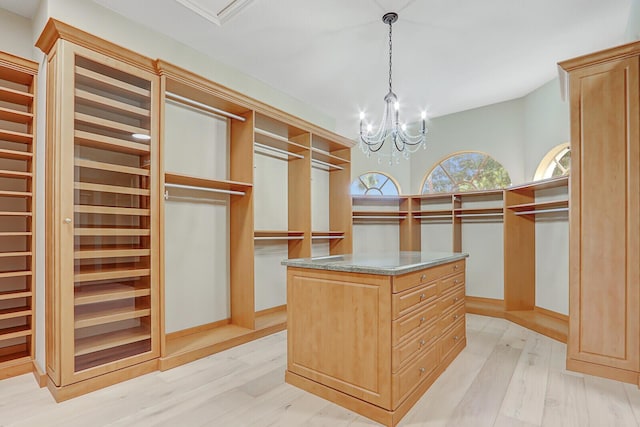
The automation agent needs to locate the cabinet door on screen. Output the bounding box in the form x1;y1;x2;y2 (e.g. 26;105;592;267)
57;43;159;385
287;268;392;409
568;56;640;371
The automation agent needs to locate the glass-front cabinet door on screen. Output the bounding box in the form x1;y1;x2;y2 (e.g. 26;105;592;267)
49;41;159;386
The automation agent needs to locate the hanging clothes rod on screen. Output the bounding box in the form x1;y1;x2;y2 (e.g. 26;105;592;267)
254;236;304;241
414;215;452;219
456;213;504;218
514;207;568;216
352;215;407;220
311;158;343;171
254;142;304;159
165;91;246;122
164;182;245;199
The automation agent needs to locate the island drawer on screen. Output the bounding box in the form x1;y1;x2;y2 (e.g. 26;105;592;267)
392;259;465;293
392;281;437;319
438;285;465;313
438;318;465;363
438;302;465;333
392;322;439;373
392;302;439;346
392;342;438;407
438;272;465;295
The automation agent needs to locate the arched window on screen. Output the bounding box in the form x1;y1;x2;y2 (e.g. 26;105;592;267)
350;172;400;196
421;151;511;194
534;143;570;180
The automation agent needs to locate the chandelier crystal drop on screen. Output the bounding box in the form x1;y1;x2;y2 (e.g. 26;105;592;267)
359;12;427;164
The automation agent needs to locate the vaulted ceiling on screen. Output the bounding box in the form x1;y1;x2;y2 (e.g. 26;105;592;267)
0;0;634;136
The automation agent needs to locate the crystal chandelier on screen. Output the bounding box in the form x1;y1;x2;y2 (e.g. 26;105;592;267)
359;12;427;163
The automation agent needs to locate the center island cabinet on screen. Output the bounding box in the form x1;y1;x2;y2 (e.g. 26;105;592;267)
282;251;468;426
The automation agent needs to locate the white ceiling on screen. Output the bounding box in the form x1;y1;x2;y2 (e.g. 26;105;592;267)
0;0;633;137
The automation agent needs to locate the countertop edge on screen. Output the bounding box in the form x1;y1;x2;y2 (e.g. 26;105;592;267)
281;252;469;276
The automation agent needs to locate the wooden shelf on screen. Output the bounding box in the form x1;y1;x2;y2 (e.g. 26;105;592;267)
352;195;409;204
0;148;33;161
75;302;150;329
75;89;150;120
254;128;308;153
164;172;252;193
0;232;31;237
0;306;32;321
310;147;350;166
454;208;503;217
453;190;504;199
75;112;148;136
74;266;150;283
74;227;150;237
75;283;150;306
0;170;32;179
0;325;31;341
0;211;32;217
75;130;150;155
0;129;33;145
74;205;150;216
0;106;33;123
312;231;345;240
507;200;568;214
414;209;452;218
0;270;31;279
75;65;151;100
412;194;455;201
254;230;304;240
505;310;568;343
0;290;32;301
0;251;32;258
74;248;150;259
0;190;32;198
75;158;150;176
74;326;151;356
352;211;408;220
0;85;33;105
508;176;569;192
75;182;150;196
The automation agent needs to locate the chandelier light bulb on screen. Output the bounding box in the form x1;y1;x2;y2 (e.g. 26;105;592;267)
358;12;427;162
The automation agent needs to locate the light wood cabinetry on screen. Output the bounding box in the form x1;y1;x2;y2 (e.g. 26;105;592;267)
0;51;37;380
285;258;466;427
560;41;640;384
38;21;160;400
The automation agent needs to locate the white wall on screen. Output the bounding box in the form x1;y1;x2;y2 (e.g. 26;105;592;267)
0;9;34;60
523;78;570;180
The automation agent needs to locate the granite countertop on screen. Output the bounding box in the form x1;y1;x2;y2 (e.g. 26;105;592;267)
281;251;468;276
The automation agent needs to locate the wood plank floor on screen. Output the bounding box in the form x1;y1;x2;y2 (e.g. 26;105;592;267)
2;314;640;426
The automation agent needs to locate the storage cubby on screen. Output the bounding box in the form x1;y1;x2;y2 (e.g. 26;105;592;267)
0;51;36;380
352;195;408;254
503;176;568;341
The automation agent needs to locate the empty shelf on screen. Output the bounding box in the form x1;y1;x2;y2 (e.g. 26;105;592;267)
0;106;33;123
74;327;150;356
74;205;150;216
0;290;32;301
75;304;150;329
0;129;33;144
0;306;32;321
0;325;31;341
0;148;33;161
0;270;31;279
75;158;150;176
75;112;148;136
75;66;151;99
0;85;33;105
74;248;150;259
74;266;150;283
74;283;150;305
74;228;150;237
0;170;32;179
75;130;150;155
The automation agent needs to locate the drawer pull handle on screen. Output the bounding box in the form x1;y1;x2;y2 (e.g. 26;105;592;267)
420;293;426;300
419;367;426;374
453;335;460;341
420;274;426;281
454;279;460;285
453;265;459;270
419;339;426;346
453;297;460;302
453;314;459;320
420;316;426;323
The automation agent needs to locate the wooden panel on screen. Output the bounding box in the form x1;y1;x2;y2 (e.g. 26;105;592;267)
287;268;392;409
392;321;438;373
438;285;465;314
288;133;311;259
438;272;465;295
438;318;465;363
568;56;640;372
438;302;466;332
504;189;535;310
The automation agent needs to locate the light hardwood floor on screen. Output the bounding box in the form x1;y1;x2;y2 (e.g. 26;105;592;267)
2;314;639;426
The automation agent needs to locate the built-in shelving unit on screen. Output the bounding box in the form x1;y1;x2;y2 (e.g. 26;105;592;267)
0;51;37;380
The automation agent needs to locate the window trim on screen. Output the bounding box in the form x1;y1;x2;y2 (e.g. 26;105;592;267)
350;171;402;196
533;142;570;181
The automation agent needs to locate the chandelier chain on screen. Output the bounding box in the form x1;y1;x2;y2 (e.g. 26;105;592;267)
388;19;393;94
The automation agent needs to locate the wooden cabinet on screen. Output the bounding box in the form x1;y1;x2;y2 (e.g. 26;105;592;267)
0;51;37;380
285;257;466;427
39;22;160;400
560;41;640;383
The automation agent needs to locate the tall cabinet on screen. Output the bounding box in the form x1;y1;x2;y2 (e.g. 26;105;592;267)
39;21;160;400
0;51;37;380
560;41;640;384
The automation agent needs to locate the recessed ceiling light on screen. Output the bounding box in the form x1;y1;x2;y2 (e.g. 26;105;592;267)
132;133;151;140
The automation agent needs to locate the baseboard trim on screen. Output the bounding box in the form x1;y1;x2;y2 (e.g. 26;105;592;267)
47;359;158;402
32;360;47;388
0;356;32;381
465;296;505;318
567;358;638;385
